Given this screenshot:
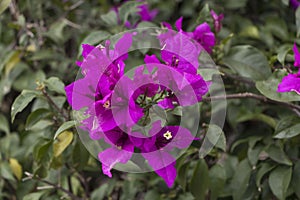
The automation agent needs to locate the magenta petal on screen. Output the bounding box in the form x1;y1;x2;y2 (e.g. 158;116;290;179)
65;80;94;110
293;43;300;67
98;144;133;178
166;126;194;149
175;17;183;31
115;33;132;60
155;163;176;188
82;44;95;58
277;73;300;94
142;151;176;187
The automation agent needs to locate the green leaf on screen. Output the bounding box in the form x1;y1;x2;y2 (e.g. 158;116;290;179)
269;166;292;200
209;164;226;200
72;140;90;170
91;184;108;200
291;161;300;198
100;10;118;26
224;0;248;9
118;1;143;23
266;145;292;166
44;77;65;95
54;121;76;139
0;114;9;134
206;124;226;151
222;45;271;81
296;7;300;37
256;70;300;102
230;159;252;200
0;0;11;15
43;19;67;43
0;162;15;181
256;162;276;188
144;190;161;200
78;31;111;57
277;45;291;65
266;17;288;41
196;4;211;24
25;108;50;130
23;192;45;200
247;144;264;166
177;162;189;191
190;159;209;200
53;131;73;157
274;123;300;139
11;90;39;122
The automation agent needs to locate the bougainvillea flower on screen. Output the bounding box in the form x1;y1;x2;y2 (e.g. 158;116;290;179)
137;4;158;21
98;127;134;177
192;22;215;53
210;10;224;33
277;73;300;94
278;43;300;95
138;122;194;187
160;17;215;54
111;76;144;128
65;33;133;135
143;58;209;109
293;43;300;67
290;0;300;9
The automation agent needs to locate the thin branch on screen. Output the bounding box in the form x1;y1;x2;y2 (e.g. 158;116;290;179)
41;89;69;120
24;172;82;200
202;92;300;116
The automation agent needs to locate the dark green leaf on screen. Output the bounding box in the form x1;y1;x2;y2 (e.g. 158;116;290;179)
144;190;161;200
248;144;264;166
11;90;39;122
256;162;276;188
0;162;15;181
0;113;9;134
91;184;108;200
224;0;248;9
100;10;118;26
190;159;209;200
274;123;300;139
23;192;45;200
291;161;300;198
230;159;252;200
25;108;50;130
222;45;271;81
78;31;110;57
266;145;292;166
256;70;300;102
44;77;65;95
209;164;226;200
118;1;143;23
269;166;292;200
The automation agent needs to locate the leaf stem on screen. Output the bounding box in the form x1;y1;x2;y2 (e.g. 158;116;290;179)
24;172;82;200
202;92;300;116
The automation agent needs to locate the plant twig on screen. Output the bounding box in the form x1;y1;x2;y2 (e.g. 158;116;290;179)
202;92;300;116
24;172;82;200
41;89;69;120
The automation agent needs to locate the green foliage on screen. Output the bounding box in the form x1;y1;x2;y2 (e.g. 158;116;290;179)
0;0;300;199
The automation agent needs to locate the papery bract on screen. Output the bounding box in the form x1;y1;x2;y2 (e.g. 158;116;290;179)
277;73;300;94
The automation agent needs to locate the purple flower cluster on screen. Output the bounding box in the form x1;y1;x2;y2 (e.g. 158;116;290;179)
277;43;300;95
65;4;222;187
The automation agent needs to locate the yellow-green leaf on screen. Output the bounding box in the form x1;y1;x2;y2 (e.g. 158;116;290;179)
9;158;22;180
53;131;73;157
0;0;12;15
